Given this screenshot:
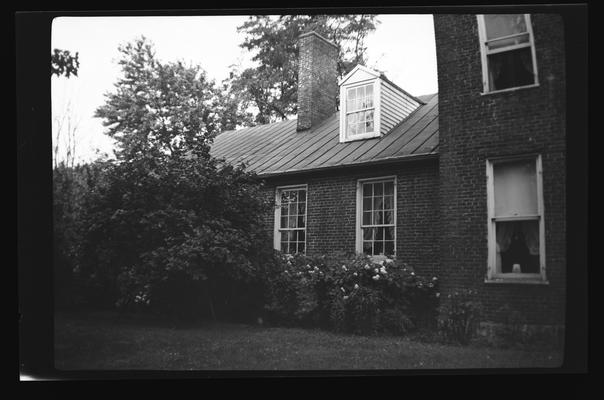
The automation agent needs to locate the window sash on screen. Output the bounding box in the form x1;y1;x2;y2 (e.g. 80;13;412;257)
344;82;377;137
477;14;539;93
356;177;396;257
486;156;546;283
274;186;307;255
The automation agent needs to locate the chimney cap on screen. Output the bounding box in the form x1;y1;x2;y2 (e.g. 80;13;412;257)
298;31;338;50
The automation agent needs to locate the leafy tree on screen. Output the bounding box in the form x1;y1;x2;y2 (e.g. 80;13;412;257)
82;37;273;318
226;15;379;124
54;161;111;308
51;49;80;77
95;37;225;161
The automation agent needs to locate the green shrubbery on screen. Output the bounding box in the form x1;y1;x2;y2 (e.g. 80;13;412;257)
264;253;440;335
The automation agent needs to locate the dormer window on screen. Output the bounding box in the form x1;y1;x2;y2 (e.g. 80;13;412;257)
345;83;375;136
477;14;539;93
339;65;422;143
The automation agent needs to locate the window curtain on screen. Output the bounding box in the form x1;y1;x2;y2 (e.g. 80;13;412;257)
495;222;515;270
521;220;540;256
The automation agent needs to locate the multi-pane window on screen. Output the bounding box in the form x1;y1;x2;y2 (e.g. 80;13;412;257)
275;186;307;255
487;156;546;282
346;83;375;136
358;178;396;257
477;14;538;92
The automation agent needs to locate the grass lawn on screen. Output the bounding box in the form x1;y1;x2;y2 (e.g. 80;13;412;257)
54;311;563;371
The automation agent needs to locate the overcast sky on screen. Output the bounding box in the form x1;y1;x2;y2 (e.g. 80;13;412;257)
51;15;438;164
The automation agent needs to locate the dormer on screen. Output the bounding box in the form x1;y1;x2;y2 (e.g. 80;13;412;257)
339;65;423;143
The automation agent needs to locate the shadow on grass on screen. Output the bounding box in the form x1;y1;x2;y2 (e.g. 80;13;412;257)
54;310;564;371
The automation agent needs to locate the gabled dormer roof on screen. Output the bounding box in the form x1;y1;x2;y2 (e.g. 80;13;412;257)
338;65;425;105
338;64;381;86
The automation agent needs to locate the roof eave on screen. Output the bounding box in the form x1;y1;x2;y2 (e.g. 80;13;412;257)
256;152;439;179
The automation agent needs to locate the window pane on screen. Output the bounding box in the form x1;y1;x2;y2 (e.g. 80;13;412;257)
365;120;374;132
289;203;297;215
385;226;394;241
373;196;383;210
363;241;372;254
298;230;305;242
384;241;394;256
374;182;383;196
488;47;534;91
298;216;305;228
376;227;385;241
484;14;528;40
384;195;394;210
298;203;306;215
496;220;540;274
281;204;289;216
374;211;383;225
384;210;394;225
374;241;383;255
289;216;297;228
363;211;372;225
281;242;288;253
348;116;358;135
363;197;372;211
494;159;538;217
348;87;357;100
363;184;372;197
281;216;288;229
365;110;374;121
297;242;305;254
298;190;306;201
355;97;363;110
363;228;373;241
366;84;373;97
384;181;394;196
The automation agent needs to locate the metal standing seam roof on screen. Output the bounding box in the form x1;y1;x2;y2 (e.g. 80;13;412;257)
210;93;439;177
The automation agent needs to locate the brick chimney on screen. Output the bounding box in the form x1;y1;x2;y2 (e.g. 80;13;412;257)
297;31;338;132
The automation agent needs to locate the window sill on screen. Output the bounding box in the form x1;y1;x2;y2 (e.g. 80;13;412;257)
480;83;540;96
485;275;549;285
341;132;381;143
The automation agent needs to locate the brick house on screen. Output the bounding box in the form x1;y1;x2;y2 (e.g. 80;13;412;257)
211;14;566;334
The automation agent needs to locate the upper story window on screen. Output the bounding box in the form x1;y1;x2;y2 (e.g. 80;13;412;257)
339;65;422;143
274;185;307;255
486;156;547;284
339;65;382;142
345;83;375;136
477;14;539;93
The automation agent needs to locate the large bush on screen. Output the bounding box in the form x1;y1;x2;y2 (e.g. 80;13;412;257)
77;153;273;319
264;253;439;335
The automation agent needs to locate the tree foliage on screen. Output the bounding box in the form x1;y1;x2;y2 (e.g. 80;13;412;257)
225;15;379;124
95;37;225;161
51;49;80;77
77;37;273;317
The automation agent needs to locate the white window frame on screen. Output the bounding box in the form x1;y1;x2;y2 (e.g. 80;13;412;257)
340;79;382;142
274;184;308;255
355;176;397;258
476;14;539;94
486;155;547;284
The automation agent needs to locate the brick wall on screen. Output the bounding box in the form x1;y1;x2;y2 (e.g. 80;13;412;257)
258;160;440;277
433;14;566;325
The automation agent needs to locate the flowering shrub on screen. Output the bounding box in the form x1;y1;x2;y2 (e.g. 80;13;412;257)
437;289;484;345
264;252;439;335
